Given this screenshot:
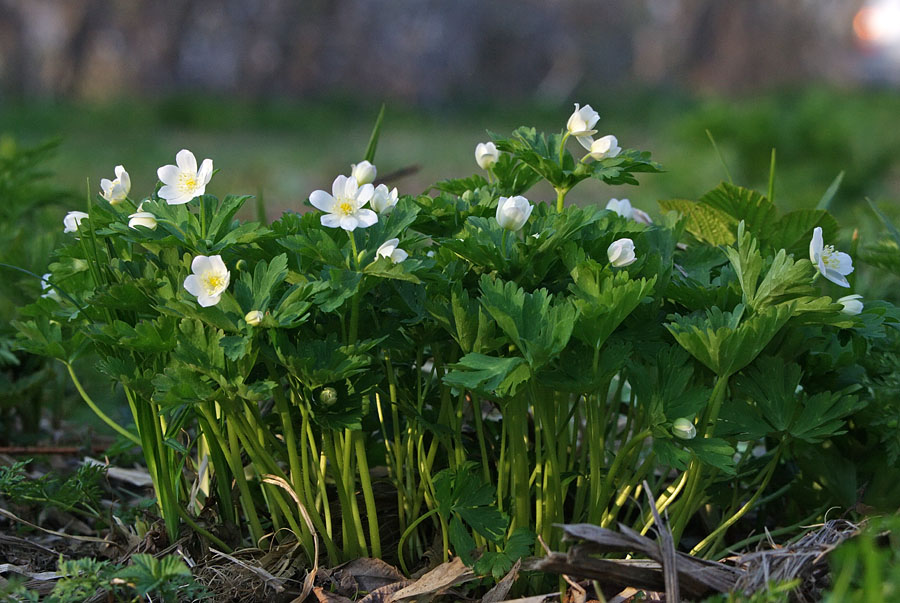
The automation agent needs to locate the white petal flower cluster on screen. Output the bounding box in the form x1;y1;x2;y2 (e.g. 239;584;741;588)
376;238;408;263
157;149;213;205
475;142;500;170
809;227;853;288
495;196;533;232
607;238;637;267
183;255;230;307
100;165;131;205
310;175;378;231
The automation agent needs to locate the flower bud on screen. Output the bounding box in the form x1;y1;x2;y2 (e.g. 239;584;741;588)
837;294;863;316
63;211;89;234
672;418;696;440
371;184;399;214
128;211;157;230
376;238;408;263
319;387;339;406
607;238;637;267
588;135;621;160
495;195;533;232
606;198;634;219
475;142;500;170
244;310;264;326
351;160;377;185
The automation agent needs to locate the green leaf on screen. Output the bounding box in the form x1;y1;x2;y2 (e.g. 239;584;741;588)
433;174;489;196
443;353;531;398
433;462;509;560
684;437;736;474
699;182;778;237
816;171;844;210
363;103;385;163
769;209;839;255
313;269;362;312
658;199;737;246
479;274;576;370
473;528;535;580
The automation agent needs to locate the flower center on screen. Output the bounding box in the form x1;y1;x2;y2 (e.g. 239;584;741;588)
179;172;198;193
202;274;225;295
821;245;839;269
338;199;355;216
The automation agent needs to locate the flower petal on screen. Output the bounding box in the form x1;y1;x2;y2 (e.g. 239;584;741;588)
834;251;854;275
355;208;378;228
176;149;198;174
340;216;359;231
208;255;227;273
332;175;350;199
157;164;179;185
197;293;221;307
321;214;342;228
356;183;375;204
309;190;335;212
824;269;850;288
197;158;214;186
184;275;203;296
809;227;823;264
577;135;594;151
191;255;212;275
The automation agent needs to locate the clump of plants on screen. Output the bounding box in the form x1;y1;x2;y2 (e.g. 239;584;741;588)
12;103;899;594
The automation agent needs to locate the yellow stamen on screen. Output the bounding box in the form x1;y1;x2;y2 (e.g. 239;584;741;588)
338;200;354;216
179;172;198;193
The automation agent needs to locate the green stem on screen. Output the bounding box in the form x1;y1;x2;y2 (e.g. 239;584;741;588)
65;363;139;445
690;446;783;557
597;429;652;514
555;187;569;213
397;508;440;576
470;393;491;484
323;431;363;557
558;131;571;167
354;429;382;558
225;417;266;545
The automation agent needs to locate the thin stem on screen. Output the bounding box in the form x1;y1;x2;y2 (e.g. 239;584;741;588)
690;446;783;557
558;131;571;167
354;429;382;559
555;187;569;213
65;363;139;445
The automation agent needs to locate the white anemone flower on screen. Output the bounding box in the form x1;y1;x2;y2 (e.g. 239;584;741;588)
809;227;853;288
587;135;621;160
183;255;230;307
837;294;863;315
128;202;157;230
351;160;377;185
606;198;652;225
495;195;533;232
100;165;131;205
608;238;637;267
63;211;89;234
371;184;399;214
309;175;377;231
475;142;500;170
376;238;409;263
566;103;600;150
157;149;213;205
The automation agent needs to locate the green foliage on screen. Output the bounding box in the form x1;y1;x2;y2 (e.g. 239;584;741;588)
0;459;105;516
825;516;900;603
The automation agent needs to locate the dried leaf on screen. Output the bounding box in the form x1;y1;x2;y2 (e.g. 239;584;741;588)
342;557;406;592
389;557;475;602
482;558;521;603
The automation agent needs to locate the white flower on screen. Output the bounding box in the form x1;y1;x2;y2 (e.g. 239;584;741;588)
309;175;378;231
475;142;500;170
371;184;399;214
566;103;600;150
128;202;157;230
244;310;264;326
495;195;533;232
63;211;89;234
809;227;853;288
351;160;377;185
837;294;863;316
376;238;409;263
157;149;213;205
183;255;230;307
672;418;697;440
587;135;621;160
606;198;652;225
40;273;61;301
607;238;637;267
100;165;131;205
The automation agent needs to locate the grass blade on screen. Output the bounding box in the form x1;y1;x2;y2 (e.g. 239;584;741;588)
706;130;733;185
817;171;844;210
363;103;386;163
